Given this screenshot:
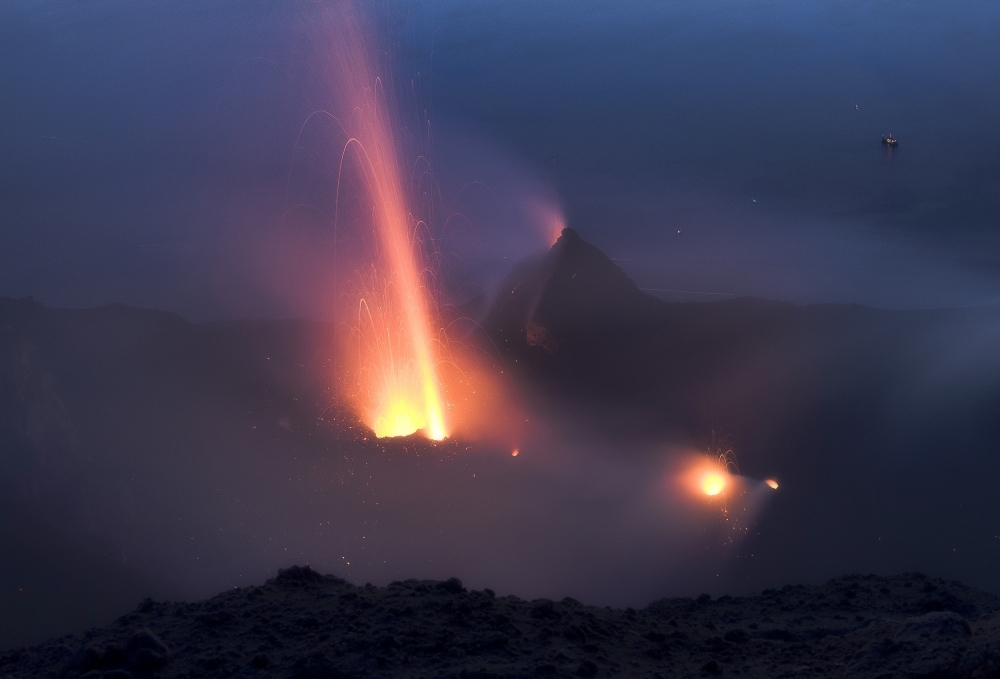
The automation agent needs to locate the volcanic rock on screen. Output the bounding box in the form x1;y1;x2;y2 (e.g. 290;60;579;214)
4;567;1000;678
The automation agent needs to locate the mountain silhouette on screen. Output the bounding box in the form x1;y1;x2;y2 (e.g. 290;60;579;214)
1;233;999;649
483;228;1000;442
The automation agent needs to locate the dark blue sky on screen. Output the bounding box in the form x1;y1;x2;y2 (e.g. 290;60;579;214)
2;0;999;319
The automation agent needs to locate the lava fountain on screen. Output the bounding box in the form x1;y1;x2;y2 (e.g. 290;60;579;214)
323;5;447;440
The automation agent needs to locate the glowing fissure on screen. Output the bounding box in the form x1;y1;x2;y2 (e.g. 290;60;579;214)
330;14;447;441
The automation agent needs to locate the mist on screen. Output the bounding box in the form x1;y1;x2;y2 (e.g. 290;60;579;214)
2;0;1000;659
3;259;999;648
3;0;1000;319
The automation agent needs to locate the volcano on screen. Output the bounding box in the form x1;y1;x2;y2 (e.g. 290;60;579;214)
1;231;999;651
480;229;1000;605
483;228;1000;442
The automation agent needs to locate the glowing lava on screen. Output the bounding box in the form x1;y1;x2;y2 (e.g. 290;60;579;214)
374;395;421;439
678;455;736;501
700;470;728;496
765;479;779;490
326;5;447;441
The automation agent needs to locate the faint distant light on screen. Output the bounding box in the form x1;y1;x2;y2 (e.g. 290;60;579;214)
766;479;779;490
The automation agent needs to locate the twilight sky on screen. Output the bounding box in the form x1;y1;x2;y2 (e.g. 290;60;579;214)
2;0;999;319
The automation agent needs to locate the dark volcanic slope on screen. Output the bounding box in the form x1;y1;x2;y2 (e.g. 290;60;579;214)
481;229;1000;599
0;296;349;648
483;228;1000;436
5;566;1000;679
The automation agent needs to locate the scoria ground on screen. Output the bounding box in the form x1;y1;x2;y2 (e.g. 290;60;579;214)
3;566;1000;679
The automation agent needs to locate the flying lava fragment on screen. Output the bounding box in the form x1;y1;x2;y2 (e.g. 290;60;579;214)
766;479;779;490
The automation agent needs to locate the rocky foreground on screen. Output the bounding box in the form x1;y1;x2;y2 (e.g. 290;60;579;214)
3;567;1000;679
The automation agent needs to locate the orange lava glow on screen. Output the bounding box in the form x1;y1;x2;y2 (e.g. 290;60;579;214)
766;479;779;490
548;218;565;248
677;456;736;501
315;5;529;446
524;197;566;248
351;256;446;441
327;6;446;440
700;470;728;496
511;449;519;457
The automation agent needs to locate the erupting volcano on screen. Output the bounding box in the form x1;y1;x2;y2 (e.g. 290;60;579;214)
325;6;448;441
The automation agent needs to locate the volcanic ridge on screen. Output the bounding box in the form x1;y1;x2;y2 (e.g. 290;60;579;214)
4;565;1000;679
